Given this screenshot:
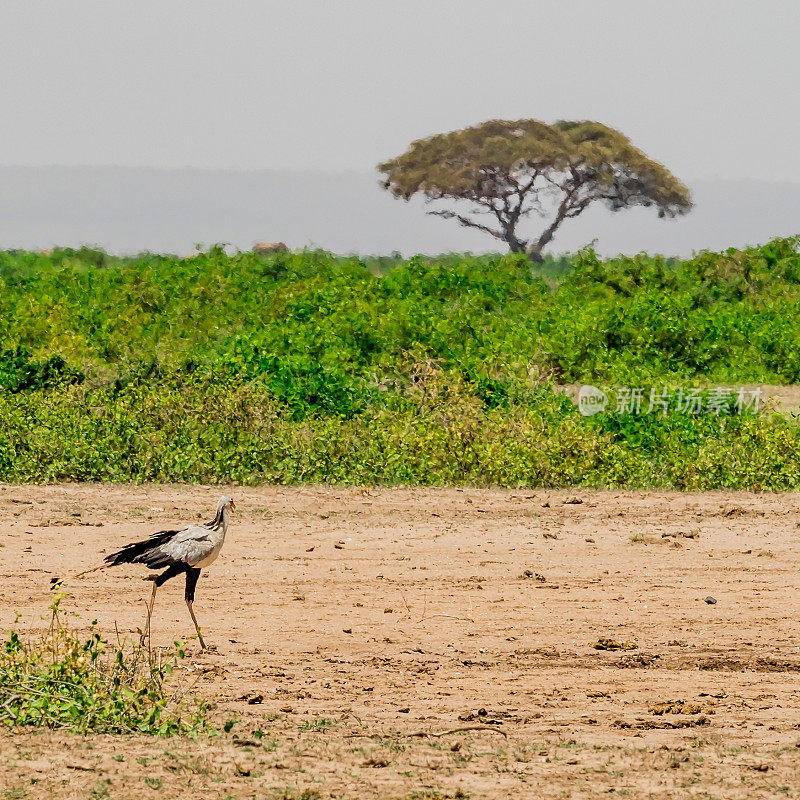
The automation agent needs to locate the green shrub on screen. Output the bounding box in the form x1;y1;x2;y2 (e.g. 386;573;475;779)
0;596;208;734
0;347;84;392
0;376;797;488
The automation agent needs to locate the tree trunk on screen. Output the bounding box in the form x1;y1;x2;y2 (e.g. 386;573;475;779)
525;245;544;263
503;229;527;255
526;209;566;262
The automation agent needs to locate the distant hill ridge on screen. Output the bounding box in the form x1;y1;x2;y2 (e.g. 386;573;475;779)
0;165;798;257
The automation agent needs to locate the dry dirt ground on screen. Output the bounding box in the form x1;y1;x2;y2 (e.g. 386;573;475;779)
3;485;800;799
558;383;800;417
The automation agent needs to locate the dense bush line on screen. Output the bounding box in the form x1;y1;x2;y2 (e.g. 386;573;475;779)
0;239;799;487
2;238;800;390
0;372;798;489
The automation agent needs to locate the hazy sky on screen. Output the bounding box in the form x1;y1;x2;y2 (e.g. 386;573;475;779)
2;1;798;181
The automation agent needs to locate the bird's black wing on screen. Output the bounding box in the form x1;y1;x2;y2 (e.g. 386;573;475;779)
103;528;184;570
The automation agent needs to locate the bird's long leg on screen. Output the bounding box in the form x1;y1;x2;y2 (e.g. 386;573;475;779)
186;602;205;650
141;564;184;646
184;568;205;649
141;578;159;647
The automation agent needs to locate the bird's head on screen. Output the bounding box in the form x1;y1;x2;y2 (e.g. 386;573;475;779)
218;495;236;513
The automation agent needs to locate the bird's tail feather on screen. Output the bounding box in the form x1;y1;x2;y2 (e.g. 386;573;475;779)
49;563;109;589
103;530;176;569
49;529;177;589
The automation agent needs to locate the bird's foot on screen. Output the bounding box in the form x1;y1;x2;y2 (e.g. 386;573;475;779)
138;625;152;648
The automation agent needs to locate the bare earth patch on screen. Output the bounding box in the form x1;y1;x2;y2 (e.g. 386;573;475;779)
557;382;800;416
3;484;800;798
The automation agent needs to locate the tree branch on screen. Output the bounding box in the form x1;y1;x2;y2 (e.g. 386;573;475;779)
529;182;581;256
427;209;506;241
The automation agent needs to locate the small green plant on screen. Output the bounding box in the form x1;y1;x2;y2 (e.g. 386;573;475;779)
299;717;334;732
0;594;208;735
223;716;240;733
270;790;321;800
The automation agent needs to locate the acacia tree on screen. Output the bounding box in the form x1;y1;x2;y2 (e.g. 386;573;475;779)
378;119;692;261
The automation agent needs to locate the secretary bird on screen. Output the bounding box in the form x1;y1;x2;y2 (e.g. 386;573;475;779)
51;496;235;649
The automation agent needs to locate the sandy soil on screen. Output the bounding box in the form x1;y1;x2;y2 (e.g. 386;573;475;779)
2;484;800;799
558;383;800;416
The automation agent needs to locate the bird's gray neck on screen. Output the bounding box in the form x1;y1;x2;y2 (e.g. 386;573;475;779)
209;506;232;533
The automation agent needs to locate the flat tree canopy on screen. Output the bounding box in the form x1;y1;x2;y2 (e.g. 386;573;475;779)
378;119;692;260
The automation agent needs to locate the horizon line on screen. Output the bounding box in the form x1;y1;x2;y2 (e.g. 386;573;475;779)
0;164;797;187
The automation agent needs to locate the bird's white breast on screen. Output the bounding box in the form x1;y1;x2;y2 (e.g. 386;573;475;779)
193;543;224;569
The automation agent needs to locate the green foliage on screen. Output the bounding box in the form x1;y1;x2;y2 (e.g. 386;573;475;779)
0;347;83;392
0;240;799;488
0;595;208;735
